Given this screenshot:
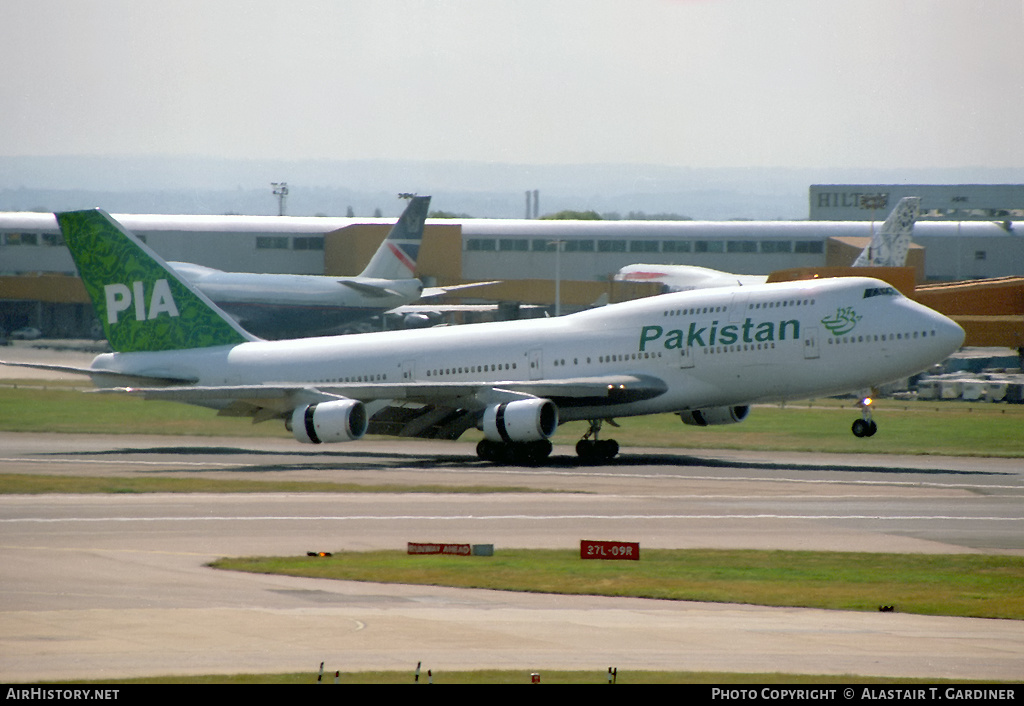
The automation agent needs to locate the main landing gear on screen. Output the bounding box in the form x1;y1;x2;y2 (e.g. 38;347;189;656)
575;419;620;463
852;397;878;438
474;419;622;465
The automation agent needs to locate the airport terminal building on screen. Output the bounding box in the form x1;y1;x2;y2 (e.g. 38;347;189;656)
2;184;1022;337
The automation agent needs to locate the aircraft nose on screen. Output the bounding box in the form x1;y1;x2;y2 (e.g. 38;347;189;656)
933;310;965;356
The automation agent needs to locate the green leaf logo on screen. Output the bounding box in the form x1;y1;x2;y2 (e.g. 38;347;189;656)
821;307;862;336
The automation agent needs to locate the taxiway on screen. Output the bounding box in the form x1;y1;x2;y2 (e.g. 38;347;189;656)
1;432;1022;682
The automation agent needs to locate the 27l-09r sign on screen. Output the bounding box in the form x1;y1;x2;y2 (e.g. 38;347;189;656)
580;540;640;561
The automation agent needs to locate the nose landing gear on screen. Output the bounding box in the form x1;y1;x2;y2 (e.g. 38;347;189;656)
852;397;878;437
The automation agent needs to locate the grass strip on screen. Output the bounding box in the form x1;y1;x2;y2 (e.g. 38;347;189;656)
211;548;1024;620
0;473;542;495
2;383;1023;456
55;669;997;685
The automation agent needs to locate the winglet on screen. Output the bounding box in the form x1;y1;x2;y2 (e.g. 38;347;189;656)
56;209;256;353
852;197;920;267
358;195;431;280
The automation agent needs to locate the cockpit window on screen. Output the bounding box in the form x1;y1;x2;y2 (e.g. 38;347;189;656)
863;286;899;298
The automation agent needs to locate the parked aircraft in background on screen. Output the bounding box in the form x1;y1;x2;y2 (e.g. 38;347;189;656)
615;264;766;291
614;197;921;292
2;208;963;463
167;195;495;339
850;196;920;267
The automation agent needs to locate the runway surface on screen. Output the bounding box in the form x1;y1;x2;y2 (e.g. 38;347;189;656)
1;431;1022;683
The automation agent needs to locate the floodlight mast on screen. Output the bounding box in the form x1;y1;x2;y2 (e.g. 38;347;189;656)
549;239;565;317
271;182;289;216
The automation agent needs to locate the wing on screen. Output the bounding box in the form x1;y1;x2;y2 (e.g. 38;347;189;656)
93;374;669;439
1;360;195;387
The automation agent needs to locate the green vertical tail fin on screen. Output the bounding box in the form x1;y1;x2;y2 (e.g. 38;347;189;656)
56;209;255;353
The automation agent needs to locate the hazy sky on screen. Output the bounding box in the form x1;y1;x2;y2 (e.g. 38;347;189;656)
2;0;1022;170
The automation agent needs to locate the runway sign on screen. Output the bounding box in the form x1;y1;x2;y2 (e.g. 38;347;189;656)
408;542;471;556
580;540;639;561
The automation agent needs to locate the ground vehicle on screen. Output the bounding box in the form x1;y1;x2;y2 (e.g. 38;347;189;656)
10;327;42;340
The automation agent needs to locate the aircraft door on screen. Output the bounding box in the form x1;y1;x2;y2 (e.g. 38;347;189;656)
528;348;543;380
401;360;416;382
679;346;695;369
803;327;820;359
728;292;748;323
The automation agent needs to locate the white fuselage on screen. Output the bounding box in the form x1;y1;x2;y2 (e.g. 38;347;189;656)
89;277;964;423
614;264;768;292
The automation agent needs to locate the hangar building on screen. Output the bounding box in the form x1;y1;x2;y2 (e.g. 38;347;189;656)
2;188;1022;337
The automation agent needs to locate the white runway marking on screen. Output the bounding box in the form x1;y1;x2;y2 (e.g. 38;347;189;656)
3;513;1020;523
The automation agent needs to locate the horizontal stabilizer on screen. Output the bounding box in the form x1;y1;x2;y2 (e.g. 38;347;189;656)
336;280;408;298
420;281;501;299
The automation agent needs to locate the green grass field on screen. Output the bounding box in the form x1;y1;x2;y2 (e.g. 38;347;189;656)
211;548;1024;620
0;473;545;495
2;380;1023;456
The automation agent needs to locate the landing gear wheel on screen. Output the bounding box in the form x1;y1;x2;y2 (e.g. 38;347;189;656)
576;439;592;459
476;439;498;462
576;438;619;463
514;439;552;465
851;419;877;437
576;419;620;463
852;396;878;438
477;439;513;463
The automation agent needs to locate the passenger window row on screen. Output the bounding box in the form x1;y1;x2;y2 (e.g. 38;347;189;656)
426;362;518;378
749;298;814;309
828;330;938;345
661;299;815;317
704;342;778;355
321;373;388;384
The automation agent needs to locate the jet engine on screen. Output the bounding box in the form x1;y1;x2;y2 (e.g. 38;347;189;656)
678;405;750;426
290;399;368;444
482;398;559;443
402;312;434;328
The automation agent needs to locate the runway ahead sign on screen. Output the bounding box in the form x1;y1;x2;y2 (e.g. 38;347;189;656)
580;540;640;561
408;543;471;556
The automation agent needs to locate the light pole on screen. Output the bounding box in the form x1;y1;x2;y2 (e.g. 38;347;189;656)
549;239;565;316
271;182;289;216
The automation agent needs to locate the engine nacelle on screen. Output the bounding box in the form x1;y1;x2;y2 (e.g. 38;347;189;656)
290;399;368;444
482;398;559;443
678;405;750;427
402;312;434;328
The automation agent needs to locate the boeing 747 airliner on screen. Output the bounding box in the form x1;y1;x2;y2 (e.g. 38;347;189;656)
3;208;964;464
